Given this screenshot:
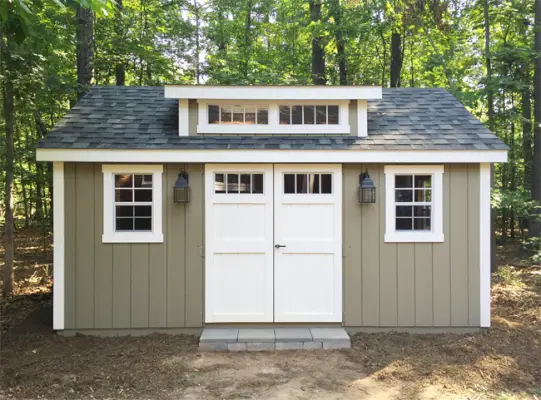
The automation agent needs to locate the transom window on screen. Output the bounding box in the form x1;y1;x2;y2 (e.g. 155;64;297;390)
114;174;153;232
394;175;432;231
384;165;444;243
102;165;163;243
208;105;269;125
279;105;339;125
215;173;264;194
284;173;332;194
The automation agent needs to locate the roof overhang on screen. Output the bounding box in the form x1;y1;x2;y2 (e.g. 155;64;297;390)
164;85;382;100
36;148;507;163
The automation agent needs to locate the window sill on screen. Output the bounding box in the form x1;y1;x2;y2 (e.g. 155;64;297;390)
102;232;164;244
384;232;444;243
197;124;351;135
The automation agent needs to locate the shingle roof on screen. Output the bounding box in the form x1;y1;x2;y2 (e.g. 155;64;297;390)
37;86;508;151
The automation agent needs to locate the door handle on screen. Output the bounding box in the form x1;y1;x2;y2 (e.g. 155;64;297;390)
274;244;286;248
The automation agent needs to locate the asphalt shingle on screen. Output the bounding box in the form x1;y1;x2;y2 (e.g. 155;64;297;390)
37;86;508;151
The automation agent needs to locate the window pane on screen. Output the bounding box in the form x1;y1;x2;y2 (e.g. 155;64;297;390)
115;189;133;202
310;174;320;193
227;174;239;193
232;106;244;123
395;189;413;202
257;107;268;124
415;175;432;188
221;106;232;123
316;105;326;124
396;218;412;230
244;106;256;124
135;205;152;217
284;174;295;193
321;174;332;193
296;174;308;193
279;105;290;124
395;175;413;188
134;189;152;202
292;105;303;124
116;218;134;231
328;105;339;124
240;174;251;193
134;218;152;231
303;105;315;124
116;205;133;217
208;105;220;124
415;189;431;202
253;174;264;193
414;206;431;217
134;174;152;188
115;174;133;188
396;205;412;217
414;218;431;230
215;173;225;193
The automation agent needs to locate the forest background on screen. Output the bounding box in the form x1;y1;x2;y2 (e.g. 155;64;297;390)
1;0;540;296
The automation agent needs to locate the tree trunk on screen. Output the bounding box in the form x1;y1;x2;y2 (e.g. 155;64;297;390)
2;30;15;297
76;5;94;98
484;0;495;131
193;0;201;84
531;0;541;237
243;0;252;82
115;0;125;86
522;75;533;192
390;32;402;88
331;0;347;85
309;0;326;85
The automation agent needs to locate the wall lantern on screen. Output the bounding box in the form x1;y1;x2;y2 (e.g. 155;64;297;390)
173;171;190;203
359;170;376;204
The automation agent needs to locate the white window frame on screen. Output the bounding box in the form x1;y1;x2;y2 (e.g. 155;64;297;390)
102;164;163;243
197;100;350;134
384;165;444;243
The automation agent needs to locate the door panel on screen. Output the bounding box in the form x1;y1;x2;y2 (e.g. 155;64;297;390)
205;164;274;322
274;165;343;322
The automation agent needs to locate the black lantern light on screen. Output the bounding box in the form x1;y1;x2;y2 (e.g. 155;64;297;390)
359;170;376;203
173;171;190;203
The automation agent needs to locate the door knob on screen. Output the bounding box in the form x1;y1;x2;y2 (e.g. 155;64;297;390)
275;244;286;248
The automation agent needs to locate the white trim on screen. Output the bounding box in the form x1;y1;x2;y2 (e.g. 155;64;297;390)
197;100;351;135
479;163;491;327
53;162;65;330
36;149;509;164
384;165;444;243
357;100;368;137
178;99;189;136
102;164;164;243
164;85;382;100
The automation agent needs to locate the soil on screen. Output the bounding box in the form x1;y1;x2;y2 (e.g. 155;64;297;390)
1;231;540;399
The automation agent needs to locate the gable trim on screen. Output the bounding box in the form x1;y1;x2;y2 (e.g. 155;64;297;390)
37;149;508;163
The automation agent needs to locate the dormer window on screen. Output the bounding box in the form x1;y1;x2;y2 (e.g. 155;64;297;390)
208;105;269;125
279;105;339;125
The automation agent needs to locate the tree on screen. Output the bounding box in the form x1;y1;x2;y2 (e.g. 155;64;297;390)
76;5;95;98
390;31;402;87
309;0;326;85
115;0;125;86
532;0;541;237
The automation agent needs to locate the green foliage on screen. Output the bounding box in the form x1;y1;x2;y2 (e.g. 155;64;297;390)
522;237;541;263
495;265;526;287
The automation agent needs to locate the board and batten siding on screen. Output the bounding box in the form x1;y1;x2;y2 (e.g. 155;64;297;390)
63;163;204;330
343;164;481;328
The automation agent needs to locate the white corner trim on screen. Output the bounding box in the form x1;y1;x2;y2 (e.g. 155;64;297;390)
53;162;65;330
36;149;509;164
384;165;444;243
102;164;164;244
357;100;367;137
164;85;382;100
178;99;189;136
479;163;491;327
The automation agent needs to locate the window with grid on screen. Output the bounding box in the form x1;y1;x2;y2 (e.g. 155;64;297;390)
114;174;153;231
394;175;432;231
208;104;269;125
279;105;339;125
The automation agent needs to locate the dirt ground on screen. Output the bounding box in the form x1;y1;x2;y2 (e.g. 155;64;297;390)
1;230;540;399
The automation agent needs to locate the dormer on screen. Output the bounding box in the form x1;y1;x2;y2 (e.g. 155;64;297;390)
164;85;382;137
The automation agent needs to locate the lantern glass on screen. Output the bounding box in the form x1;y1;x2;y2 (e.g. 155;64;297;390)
174;187;190;203
359;187;376;203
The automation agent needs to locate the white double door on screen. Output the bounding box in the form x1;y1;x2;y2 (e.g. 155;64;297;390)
205;164;342;323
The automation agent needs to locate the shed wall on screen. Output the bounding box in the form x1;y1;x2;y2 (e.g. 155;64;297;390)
343;164;481;328
64;163;204;330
